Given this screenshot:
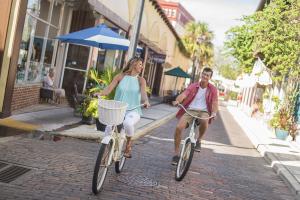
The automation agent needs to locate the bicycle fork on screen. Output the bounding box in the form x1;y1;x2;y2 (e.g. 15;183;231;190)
180;120;197;158
101;126;116;167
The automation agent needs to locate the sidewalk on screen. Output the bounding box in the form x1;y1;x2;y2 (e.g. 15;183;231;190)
227;104;300;199
54;103;177;141
1;98;177;142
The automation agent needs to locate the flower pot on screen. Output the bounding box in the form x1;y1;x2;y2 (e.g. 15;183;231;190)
81;116;95;125
275;128;289;140
95;119;106;131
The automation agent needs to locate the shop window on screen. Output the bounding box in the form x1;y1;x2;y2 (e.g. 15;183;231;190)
96;50;106;71
27;0;50;22
172;9;177;18
66;44;90;70
16;0;61;84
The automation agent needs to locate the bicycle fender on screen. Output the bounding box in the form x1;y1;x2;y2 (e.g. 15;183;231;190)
102;135;112;144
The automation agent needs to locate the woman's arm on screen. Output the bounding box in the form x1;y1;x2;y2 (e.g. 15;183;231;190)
97;73;123;96
139;77;150;108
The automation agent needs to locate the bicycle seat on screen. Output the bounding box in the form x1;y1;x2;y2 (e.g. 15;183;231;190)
185;119;201;129
185;123;189;129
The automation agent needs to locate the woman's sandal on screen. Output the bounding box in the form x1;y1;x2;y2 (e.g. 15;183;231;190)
124;146;132;158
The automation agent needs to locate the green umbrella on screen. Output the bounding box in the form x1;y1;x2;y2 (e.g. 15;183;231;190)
164;66;191;91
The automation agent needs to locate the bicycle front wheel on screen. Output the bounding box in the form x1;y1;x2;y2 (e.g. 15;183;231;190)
92;141;113;194
175;138;195;181
115;137;127;173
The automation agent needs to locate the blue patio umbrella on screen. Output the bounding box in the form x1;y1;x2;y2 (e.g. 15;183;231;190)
57;23;142;51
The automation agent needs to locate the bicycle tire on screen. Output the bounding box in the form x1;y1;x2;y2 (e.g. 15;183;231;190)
92;141;113;194
175;138;195;181
115;137;127;173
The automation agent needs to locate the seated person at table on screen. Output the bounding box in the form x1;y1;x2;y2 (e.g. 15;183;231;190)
43;68;65;104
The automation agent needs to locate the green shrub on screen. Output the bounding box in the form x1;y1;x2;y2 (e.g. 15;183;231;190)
228;91;238;100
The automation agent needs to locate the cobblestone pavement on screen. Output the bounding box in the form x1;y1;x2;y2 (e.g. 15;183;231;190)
0;106;295;200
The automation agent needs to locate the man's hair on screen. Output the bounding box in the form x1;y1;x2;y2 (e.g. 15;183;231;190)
202;67;213;77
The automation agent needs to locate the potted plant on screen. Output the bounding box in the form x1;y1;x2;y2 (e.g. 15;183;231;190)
146;86;152;98
81;67;120;129
270;106;290;140
269;85;299;140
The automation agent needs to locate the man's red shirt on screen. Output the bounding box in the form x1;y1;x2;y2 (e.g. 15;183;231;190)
176;82;218;123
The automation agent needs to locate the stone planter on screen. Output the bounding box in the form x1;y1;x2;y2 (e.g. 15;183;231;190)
275;128;289;140
81;116;95;125
95;119;106;131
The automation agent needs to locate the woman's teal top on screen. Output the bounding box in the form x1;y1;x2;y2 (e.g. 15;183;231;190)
114;75;142;115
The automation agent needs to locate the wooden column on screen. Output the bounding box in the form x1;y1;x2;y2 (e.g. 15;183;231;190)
0;0;27;118
0;0;13;74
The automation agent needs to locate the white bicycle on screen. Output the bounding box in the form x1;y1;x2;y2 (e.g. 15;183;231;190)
175;104;214;181
92;98;143;194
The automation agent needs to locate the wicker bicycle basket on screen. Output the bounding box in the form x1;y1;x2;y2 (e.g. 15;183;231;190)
98;99;128;126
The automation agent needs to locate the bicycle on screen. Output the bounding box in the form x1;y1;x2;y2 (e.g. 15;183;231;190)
175;104;214;181
92;98;143;194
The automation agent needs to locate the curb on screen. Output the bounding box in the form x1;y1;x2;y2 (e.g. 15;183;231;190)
226;106;300;199
54;112;176;141
133;113;176;140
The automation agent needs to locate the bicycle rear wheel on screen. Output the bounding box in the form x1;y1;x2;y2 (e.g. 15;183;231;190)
92;141;113;194
115;136;127;173
175;138;195;181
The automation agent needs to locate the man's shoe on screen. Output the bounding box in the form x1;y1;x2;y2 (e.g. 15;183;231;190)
172;155;180;165
194;140;201;152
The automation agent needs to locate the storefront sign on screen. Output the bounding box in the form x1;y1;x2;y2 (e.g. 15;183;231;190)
148;49;166;64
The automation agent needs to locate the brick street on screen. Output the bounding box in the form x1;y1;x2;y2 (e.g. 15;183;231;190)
0;105;295;200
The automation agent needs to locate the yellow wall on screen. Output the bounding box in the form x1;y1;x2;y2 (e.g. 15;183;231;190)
99;0;129;22
163;44;191;92
99;0;191;92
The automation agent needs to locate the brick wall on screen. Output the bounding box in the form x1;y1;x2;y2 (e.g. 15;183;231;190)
11;84;40;111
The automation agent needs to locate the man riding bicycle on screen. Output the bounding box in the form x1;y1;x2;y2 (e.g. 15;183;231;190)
172;67;218;165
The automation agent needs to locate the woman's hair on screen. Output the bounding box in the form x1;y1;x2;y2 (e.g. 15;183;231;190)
122;56;143;73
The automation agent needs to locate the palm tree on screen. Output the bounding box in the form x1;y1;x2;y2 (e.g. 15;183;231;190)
182;21;214;82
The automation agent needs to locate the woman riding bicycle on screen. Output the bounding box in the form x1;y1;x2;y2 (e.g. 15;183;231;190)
95;56;150;158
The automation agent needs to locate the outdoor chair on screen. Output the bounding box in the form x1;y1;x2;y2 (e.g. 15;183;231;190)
73;83;86;106
163;90;177;104
40;87;55;103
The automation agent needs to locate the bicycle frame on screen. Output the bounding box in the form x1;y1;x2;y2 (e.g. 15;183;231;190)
178;104;213;146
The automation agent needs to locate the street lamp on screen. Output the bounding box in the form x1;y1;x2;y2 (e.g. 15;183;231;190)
127;0;145;59
191;35;206;82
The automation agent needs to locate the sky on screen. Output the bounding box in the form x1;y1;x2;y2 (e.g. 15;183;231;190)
179;0;261;47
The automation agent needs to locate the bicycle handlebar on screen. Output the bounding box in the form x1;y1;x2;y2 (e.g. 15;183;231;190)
177;104;215;120
127;104;145;111
97;96;146;111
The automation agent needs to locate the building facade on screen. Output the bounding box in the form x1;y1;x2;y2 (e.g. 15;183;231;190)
0;0;191;118
158;0;194;36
